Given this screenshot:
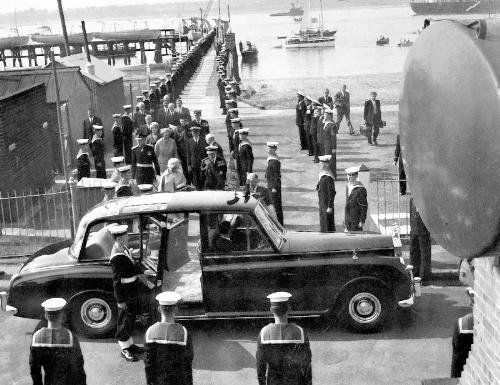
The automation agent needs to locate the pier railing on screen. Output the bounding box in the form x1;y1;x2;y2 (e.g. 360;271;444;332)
374;178;410;236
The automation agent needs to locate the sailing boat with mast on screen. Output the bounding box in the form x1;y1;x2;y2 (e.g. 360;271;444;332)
284;0;336;48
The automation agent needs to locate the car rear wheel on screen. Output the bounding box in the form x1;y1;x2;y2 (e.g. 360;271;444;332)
336;282;392;333
70;293;117;338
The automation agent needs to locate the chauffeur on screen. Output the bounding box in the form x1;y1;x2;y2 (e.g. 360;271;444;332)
265;142;284;225
76;139;91;181
108;224;142;362
344;166;368;231
317;155;336;232
131;135;161;185
29;298;86;385
256;292;312;385
144;292;194;385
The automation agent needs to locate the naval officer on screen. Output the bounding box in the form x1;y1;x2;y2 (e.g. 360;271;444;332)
256;292;312;385
144;292;194;385
76;139;91;181
344;166;368;232
265;142;284;225
29;298;86;385
317;155;336;232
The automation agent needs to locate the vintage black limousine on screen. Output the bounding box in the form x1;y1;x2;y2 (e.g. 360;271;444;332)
4;191;417;337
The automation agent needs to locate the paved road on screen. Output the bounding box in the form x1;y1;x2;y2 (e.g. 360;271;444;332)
0;286;469;385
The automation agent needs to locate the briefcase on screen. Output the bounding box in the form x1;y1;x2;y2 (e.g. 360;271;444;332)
359;124;369;137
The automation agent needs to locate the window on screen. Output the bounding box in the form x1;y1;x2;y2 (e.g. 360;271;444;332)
201;212;273;255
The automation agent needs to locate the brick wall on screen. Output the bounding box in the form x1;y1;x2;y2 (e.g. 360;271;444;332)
459;256;500;385
0;84;54;195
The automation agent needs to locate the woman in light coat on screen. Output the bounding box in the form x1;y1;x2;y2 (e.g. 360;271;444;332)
158;158;186;192
154;127;178;174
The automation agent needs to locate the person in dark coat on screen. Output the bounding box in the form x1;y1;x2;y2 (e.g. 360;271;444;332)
175;99;192;122
131;136;161;185
83;107;103;143
190;109;210;137
108;224;141;362
296;91;308;150
237;128;254;186
142;89;151;114
200;145;227;190
310;106;321;163
133;102;147;131
319;108;338;179
144;292;193;385
304;97;313;156
90;125;106;179
265;142;284;225
393;134;407;195
205;133;224;160
186;126;208;190
76;139;91;181
334;84;355;135
363;91;383;146
217;74;228;114
317;88;334;109
121;105;135;164
30;298;86;385
409;197;432;282
344;166;368;231
111;113;124;157
159;102;181;128
317;155;336;232
256;292;312;385
174;123;192;185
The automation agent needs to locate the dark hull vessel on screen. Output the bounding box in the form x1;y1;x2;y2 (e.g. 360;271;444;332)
410;1;500;15
270;4;304;16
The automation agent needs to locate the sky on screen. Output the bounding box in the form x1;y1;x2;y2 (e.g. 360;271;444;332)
2;0;203;14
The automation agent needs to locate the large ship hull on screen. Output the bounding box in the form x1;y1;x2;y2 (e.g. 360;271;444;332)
410;1;500;15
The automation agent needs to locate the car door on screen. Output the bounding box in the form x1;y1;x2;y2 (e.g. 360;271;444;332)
200;212;282;315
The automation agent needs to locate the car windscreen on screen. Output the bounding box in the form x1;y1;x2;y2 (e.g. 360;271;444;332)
254;202;284;249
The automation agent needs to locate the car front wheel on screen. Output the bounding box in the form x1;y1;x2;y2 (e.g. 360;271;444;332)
70;293;117;338
336;282;392;333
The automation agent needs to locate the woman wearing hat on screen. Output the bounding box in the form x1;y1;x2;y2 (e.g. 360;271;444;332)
158;158;187;193
155;127;179;174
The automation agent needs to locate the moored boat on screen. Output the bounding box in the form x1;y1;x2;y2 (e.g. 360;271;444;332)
270;2;304;16
376;36;390;45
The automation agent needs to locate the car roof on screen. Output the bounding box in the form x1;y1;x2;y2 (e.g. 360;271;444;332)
90;191;259;219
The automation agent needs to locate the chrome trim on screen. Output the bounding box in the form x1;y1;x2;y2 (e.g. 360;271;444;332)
398;294;415;308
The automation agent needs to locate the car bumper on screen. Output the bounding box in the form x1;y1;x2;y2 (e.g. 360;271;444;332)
397;265;421;308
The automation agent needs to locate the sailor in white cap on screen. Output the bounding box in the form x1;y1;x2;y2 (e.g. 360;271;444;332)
296;90;308;150
217;73;228;114
91;125;107;179
256;292;312;385
344;166;368;231
115;165;139;197
144;292;193;385
265;142;284;225
238;128;253;186
83;106;103;143
30;298;86;385
319;107;338;179
205;133;224;159
76;139;91;181
131;135;160;185
112;113;124;157
110;156;125;183
317;155;336;232
190;109;210;137
108;224;142;362
121;105;134;164
101;180;117;202
201;145;227;190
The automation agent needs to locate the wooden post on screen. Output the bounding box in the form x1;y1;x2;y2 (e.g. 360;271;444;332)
33;47;38;66
129;83;133;108
107;42;113;65
140;41;146;64
56;0;71;57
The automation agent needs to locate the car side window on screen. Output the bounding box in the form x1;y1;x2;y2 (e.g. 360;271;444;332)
201;212;272;255
82;221;115;261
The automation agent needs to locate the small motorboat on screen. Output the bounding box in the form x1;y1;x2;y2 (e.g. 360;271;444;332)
239;41;258;61
397;38;413;47
376;36;389;45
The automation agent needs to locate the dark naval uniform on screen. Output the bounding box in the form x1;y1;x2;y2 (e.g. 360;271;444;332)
115;179;139;197
30;327;86;385
186;136;208;190
122;114;134;164
144;323;194;385
91;137;106;179
201;156;227;190
76;151;90;181
131;144;161;185
256;323;312;385
344;183;368;231
112;123;124;157
190;118;210;137
394;134;407;195
266;156;283;225
109;246;138;348
238;140;254;185
451;312;473;378
296;99;308;150
317;172;336;232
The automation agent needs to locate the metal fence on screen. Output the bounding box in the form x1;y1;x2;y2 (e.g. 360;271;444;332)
374;178;410;236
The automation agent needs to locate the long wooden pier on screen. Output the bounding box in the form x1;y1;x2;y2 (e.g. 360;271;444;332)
0;29;194;67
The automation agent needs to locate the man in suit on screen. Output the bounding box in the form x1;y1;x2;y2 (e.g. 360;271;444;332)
83;107;103;143
190;109;210;137
175;121;192;184
175;98;192;122
121;105;135;164
133;102;147;131
186;126;208;190
159;102;180;128
318;88;334;109
334;84;355;135
363;91;383;145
